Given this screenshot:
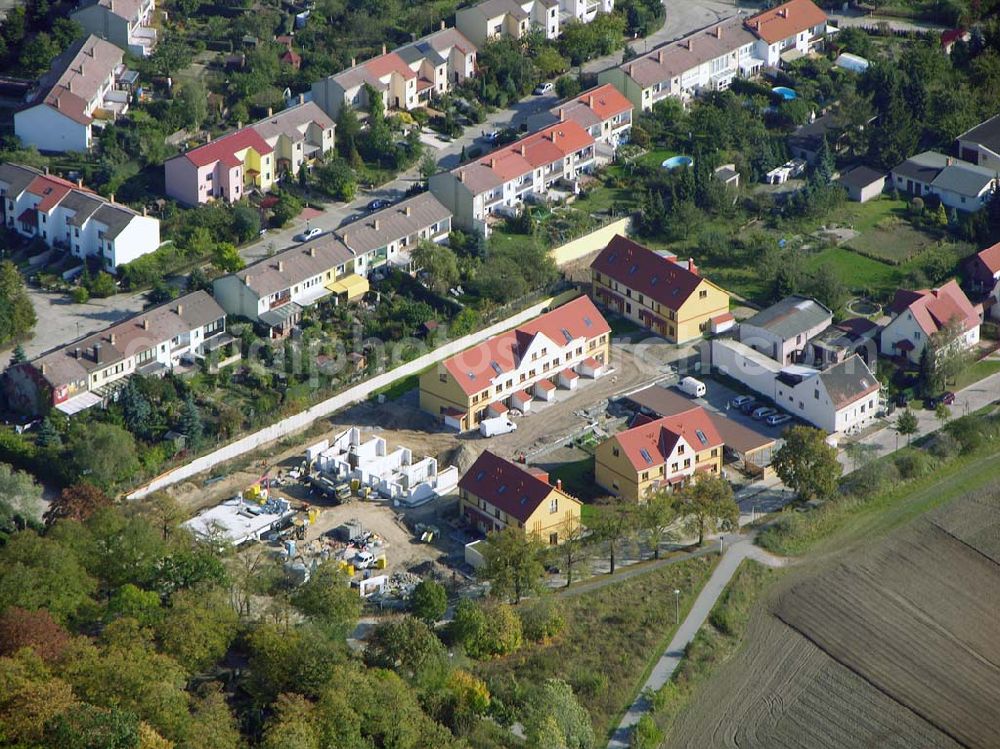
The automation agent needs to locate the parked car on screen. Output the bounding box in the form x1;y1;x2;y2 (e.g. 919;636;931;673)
534;81;554;95
730;395;754;409
752;406;777;420
739;400;760;415
766;413;792;426
941;391;956;405
677;376;706;397
367;198;391;211
295;226;322;242
354;551;376;569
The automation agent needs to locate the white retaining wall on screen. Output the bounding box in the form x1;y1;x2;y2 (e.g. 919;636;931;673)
128;291;578;499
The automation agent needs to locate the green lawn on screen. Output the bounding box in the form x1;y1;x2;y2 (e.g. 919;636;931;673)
803;245;902;295
473;555;718;746
952;358;1000;391
549;458;600;502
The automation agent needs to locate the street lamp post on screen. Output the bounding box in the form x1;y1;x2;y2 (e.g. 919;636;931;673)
673;589;680;625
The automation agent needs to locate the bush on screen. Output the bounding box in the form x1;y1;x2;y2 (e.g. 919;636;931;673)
452;600;522;659
631;714;664;749
517;596;565;642
87;271;117;298
893;449;933;479
845;461;899;499
926;431;961;460
70;286;90;304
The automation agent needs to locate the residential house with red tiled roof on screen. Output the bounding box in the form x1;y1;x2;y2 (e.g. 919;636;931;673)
595;406;723;501
529;83;633;150
71;0;158;57
880;280;982;364
312;47;420;118
429;120;595;235
164;100;334;206
14;35;131;153
0;162;160;272
419;295;610;431
590;235;730;343
965;241;1000;292
458;451;581;543
744;0;830;67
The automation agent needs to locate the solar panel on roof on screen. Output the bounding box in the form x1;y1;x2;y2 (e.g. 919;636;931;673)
639;448;653;465
695;429;708;446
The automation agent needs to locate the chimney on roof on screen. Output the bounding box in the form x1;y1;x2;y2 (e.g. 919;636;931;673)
237;121;243;130
267;106;273;117
40;363;47;375
109;193;115;204
658;49;665;63
946;157;954;166
382;43;387;54
277;260;284;272
458;170;465;183
404;205;411;216
142;318;149;330
142;206;147;216
93;343;101;360
558;107;564;121
781;7;788;17
520;144;526;155
686;39;693;51
299;93;305;104
67;79;72;92
44;166;49;175
715;25;722;38
176;303;184;316
556;478;562;490
374;218;380;230
109;333;116;345
489;157;496;168
74;347;81;359
588;94;594;108
689;258;698;276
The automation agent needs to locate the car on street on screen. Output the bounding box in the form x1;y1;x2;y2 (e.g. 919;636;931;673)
295;226;322;242
739;400;760;415
534;82;554;95
752;406;777;420
367;198;391;211
941;391;956;405
730;395;754;409
766;413;792;426
926;391;957;409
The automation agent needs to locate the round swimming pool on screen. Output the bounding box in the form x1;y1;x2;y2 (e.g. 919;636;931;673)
661;155;694;169
772;86;797;100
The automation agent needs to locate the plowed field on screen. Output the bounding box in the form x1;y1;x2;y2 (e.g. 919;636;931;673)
667;475;1000;749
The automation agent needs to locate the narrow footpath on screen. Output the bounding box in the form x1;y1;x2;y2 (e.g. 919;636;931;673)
606;537;790;749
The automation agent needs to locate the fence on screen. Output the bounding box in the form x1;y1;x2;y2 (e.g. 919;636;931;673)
128;289;581;498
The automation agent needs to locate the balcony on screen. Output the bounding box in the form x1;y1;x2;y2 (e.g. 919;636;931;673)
269;292;292;310
128;26;157;57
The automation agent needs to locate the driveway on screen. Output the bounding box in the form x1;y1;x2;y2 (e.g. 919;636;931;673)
0;287;149;369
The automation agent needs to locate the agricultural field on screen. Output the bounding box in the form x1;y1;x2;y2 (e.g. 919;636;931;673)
665;474;1000;748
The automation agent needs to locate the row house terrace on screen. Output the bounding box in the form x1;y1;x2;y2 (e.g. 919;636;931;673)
4;291;227;416
0;163;160;272
744;0;832;67
456;0;560;47
529;83;633;156
419;296;610;431
429;120;595;236
71;0;158;58
14;35;134;153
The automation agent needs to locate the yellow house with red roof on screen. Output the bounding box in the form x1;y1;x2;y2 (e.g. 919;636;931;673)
459;450;582;544
419;295;611;431
591;235;730;344
595;407;723;501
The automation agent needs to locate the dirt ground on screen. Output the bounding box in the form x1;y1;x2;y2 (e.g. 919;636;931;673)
666;479;1000;748
170;343;692;514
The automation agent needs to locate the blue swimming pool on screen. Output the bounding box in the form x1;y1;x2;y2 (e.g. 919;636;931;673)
661;155;694;169
772;86;797;100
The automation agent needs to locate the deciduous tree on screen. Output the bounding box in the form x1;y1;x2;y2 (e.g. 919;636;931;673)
591;500;638;574
44;482;112;527
156;586;238;672
896;408;919;446
409;579;447;624
772;425;843;501
676;473;739;546
0;462;42;533
480;526;545;603
641;491;680;559
290;561;361;636
411;241;459;295
363;615;446;680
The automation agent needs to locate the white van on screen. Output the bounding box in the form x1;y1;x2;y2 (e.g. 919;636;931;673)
678;377;706;398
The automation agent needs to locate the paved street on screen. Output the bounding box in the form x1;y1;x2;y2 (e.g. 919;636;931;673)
606;534;789;749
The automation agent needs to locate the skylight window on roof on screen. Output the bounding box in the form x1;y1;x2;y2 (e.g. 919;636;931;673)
497;485;507;494
639;448;653;465
608;252;618;263
651;276;659;286
491;361;503;376
583;316;592;327
628;264;638;275
475;470;485;481
695;429;708;446
561;327;573;344
467;371;476;379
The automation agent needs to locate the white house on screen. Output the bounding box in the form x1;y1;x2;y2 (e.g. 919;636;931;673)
456;0;560;46
14;35;130;153
429;120;595;235
956;113;1000;172
744;0;831;67
3;291;228;415
880;281;982;364
71;0;158;57
891;151;999;213
0;163;160;272
528;83;633;150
